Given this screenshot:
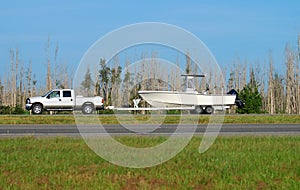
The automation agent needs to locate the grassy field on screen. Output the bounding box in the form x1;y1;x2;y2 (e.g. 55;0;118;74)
1;136;300;189
1;114;300;124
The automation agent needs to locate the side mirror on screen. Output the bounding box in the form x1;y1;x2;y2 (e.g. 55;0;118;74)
47;95;50;99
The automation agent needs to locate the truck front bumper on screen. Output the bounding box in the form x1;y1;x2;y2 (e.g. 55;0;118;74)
25;104;32;111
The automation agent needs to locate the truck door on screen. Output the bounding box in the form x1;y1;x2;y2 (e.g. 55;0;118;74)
43;90;61;109
60;90;74;109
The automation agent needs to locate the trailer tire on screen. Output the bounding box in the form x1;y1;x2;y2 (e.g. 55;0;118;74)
205;106;214;114
192;106;203;114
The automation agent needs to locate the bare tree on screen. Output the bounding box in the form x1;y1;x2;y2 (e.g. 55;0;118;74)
99;58;110;105
267;53;275;114
274;73;285;113
259;65;266;112
32;74;37;96
81;68;94;96
110;55;122;107
0;79;3;106
227;70;235;90
121;58;133;106
10;49;15;106
46;36;52;90
25;60;33;98
53;43;61;88
7;48;21;107
297;35;300;114
285;44;296;114
175;56;181;91
18;60;25;107
235;60;241;91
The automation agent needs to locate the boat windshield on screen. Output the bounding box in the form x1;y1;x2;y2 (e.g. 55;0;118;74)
42;90;53;97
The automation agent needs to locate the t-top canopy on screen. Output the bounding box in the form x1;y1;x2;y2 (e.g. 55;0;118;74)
181;74;206;77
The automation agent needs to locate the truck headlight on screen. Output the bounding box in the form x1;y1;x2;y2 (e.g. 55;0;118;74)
26;98;31;104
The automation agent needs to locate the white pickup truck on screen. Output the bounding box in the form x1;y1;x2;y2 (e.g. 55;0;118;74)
25;89;104;114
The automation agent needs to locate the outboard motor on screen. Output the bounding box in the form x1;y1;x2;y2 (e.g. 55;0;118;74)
227;89;245;108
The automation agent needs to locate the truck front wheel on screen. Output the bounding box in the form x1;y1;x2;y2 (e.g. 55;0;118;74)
82;104;94;114
32;104;43;114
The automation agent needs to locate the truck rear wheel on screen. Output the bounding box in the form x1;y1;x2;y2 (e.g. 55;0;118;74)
32;104;43;114
82;104;94;114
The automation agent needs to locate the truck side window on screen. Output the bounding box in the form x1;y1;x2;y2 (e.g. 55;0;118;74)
50;91;60;98
63;91;71;97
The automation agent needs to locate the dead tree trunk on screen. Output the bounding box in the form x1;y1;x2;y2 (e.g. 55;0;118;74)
267;53;275;114
46;37;52;91
285;44;295;114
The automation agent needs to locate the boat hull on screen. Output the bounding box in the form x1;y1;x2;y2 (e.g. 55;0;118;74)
138;91;236;108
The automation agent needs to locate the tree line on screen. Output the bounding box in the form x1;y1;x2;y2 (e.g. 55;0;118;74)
0;35;299;114
0;37;73;114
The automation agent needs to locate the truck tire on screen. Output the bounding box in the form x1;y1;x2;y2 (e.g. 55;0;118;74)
82;104;94;114
205;106;214;114
32;104;43;114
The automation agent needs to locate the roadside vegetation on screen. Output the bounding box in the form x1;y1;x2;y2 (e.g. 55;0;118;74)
1;114;300;124
1;136;300;189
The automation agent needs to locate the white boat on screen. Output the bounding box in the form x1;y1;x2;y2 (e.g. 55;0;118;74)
138;74;240;114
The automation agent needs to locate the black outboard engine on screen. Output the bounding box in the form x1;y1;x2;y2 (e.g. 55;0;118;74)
227;89;245;108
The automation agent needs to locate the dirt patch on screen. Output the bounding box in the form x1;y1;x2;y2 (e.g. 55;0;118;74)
108;173;174;190
256;180;268;190
192;184;213;190
36;175;50;186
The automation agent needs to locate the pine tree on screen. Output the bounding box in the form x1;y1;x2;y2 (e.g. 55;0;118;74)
237;84;262;114
237;69;262;114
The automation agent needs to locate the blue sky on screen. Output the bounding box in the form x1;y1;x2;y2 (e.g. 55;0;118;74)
0;0;299;83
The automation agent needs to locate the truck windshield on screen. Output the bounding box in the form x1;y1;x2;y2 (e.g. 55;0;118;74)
42;90;52;97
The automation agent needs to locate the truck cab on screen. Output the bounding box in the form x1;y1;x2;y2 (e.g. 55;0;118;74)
41;89;74;110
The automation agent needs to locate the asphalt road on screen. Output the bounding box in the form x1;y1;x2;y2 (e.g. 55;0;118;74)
1;124;300;137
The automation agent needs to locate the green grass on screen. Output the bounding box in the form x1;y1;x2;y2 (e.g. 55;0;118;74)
1;114;300;124
1;136;300;189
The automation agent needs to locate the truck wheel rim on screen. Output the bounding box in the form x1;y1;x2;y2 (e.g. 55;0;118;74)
85;106;92;113
34;106;41;113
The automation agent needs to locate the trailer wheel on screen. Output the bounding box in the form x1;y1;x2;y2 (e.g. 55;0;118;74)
82;104;94;114
205;106;214;114
192;106;203;114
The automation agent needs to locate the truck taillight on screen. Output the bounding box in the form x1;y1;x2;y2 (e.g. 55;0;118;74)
102;98;104;104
